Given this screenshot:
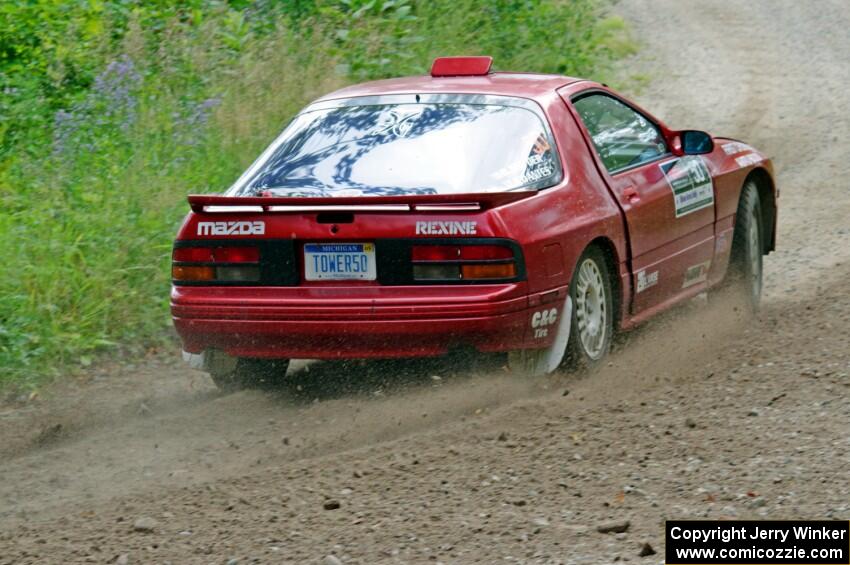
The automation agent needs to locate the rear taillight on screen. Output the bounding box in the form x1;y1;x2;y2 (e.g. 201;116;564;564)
172;245;261;283
212;247;260;263
461;263;516;279
411;245;514;261
411;244;519;282
172;247;214;263
172;265;215;281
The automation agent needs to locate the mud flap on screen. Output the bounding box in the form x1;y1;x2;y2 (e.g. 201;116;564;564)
182;350;205;370
182;349;237;376
543;295;573;373
508;296;572;376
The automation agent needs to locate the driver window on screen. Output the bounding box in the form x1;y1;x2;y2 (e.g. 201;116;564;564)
573;94;667;173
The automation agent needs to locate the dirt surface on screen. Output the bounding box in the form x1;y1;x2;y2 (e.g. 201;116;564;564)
2;1;849;563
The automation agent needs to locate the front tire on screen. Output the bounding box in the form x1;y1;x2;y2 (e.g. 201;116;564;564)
210;358;290;392
565;247;614;370
728;181;763;312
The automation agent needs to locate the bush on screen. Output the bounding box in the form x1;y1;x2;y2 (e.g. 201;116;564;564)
0;0;631;387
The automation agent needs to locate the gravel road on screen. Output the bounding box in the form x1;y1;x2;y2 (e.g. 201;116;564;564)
1;1;849;563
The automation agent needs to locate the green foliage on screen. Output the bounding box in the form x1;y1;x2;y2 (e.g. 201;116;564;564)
0;0;630;388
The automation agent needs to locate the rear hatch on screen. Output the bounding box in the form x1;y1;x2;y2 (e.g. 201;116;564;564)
173;93;563;289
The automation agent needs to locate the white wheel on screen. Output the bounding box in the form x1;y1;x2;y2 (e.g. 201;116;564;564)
565;246;614;369
574;258;608;360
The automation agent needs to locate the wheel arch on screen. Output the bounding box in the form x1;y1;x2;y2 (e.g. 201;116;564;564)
744;167;776;254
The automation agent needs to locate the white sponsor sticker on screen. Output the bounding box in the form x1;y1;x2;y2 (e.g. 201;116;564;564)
636;270;659;293
197;221;265;236
660;157;715;218
415;221;478;236
735;153;762;167
682;260;711;288
722;141;751;155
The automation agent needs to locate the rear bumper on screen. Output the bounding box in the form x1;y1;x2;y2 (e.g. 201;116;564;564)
171;283;549;359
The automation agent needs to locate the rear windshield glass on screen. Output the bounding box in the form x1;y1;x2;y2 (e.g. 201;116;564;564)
229;101;561;197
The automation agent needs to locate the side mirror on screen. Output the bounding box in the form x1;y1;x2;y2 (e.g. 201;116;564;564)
680;130;714;155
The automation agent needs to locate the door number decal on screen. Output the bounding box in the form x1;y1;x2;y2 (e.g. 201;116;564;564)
660;156;714;218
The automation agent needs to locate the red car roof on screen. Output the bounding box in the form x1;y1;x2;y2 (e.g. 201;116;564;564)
315;72;588;104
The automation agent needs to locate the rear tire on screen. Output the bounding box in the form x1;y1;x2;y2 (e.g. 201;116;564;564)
564;246;614;370
508;245;614;376
210;358;290;392
728;181;763;312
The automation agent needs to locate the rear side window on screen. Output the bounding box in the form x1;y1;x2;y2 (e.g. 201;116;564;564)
573;94;667;173
229;100;561;197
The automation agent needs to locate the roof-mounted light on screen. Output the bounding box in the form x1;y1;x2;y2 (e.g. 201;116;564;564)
430;56;493;77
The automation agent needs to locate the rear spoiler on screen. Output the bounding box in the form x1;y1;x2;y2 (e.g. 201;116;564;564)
188;192;535;213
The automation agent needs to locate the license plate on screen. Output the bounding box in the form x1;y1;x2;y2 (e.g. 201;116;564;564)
304;243;376;281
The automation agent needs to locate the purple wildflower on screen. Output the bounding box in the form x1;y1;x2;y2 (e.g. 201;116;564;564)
174;97;222;146
51;55;143;157
92;55;142;131
187;97;222;128
52;109;82;155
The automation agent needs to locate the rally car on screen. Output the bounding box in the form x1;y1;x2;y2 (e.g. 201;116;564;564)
171;56;777;390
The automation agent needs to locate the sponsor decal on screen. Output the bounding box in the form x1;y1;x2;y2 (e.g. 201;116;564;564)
682;260;711;289
735;152;762;167
197;221;265;236
415;220;478;236
522;160;556;184
531;307;558;339
521;149;557;185
512;133;558;187
721;141;751;155
636;269;658;293
660;156;715;218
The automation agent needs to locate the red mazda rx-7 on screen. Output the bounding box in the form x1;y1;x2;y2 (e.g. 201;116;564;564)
171;56;777;390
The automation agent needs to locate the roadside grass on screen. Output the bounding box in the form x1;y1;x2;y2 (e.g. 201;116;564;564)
0;0;633;389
